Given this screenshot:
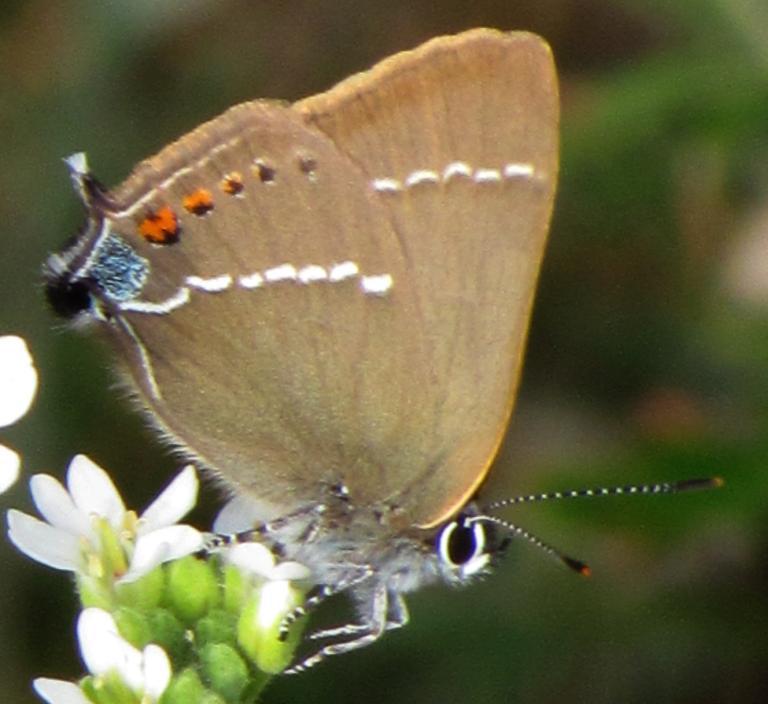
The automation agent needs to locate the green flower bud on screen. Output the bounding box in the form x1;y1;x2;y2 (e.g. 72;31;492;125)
115;565;165;609
160;667;206;704
146;608;188;660
195;608;238;647
237;581;305;675
200;642;249;701
223;564;248;613
112;607;151;648
166;556;219;623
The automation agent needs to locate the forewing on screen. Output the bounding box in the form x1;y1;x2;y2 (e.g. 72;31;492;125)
102;102;435;509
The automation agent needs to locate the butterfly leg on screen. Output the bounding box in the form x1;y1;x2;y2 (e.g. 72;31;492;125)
384;590;409;631
308;589;409;639
278;564;373;642
284;582;391;674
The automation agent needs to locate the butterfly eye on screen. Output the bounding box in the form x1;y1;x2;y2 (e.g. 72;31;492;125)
45;274;93;319
438;519;487;569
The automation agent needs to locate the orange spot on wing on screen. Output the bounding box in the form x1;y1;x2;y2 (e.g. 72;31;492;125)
221;172;244;195
183;188;214;216
138;206;179;244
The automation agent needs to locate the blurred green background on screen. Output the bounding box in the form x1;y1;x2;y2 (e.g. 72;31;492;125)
1;1;766;702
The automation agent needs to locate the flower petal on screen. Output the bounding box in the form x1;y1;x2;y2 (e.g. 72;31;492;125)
30;474;92;537
67;456;126;528
258;580;297;630
113;642;145;693
78;607;144;689
142;644;172;700
78;607;121;675
0;443;20;494
33;678;90;704
139;465;198;532
7;509;82;570
0;335;38;427
121;525;203;583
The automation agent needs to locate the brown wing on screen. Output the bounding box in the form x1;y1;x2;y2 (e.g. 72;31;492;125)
296;29;559;527
97;29;557;528
103;102;435;511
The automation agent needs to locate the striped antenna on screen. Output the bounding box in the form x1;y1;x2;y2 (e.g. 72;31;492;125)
477;477;722;576
483;477;724;512
469;514;591;576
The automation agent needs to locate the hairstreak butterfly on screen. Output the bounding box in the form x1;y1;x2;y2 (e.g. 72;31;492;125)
45;28;719;672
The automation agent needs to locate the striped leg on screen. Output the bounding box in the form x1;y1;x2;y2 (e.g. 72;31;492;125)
278;565;373;642
285;583;394;674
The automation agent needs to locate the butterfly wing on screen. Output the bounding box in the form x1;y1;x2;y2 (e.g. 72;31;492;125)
97;101;438;511
297;29;559;526
67;30;557;528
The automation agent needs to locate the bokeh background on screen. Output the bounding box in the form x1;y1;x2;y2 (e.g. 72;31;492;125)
1;1;767;702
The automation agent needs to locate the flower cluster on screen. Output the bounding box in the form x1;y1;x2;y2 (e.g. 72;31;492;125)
2;334;310;702
7;455;308;703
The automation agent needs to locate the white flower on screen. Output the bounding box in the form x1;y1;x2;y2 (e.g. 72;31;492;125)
0;335;38;494
7;455;202;581
226;542;311;630
226;542;311;583
33;608;172;704
78;608;171;698
33;678;90;704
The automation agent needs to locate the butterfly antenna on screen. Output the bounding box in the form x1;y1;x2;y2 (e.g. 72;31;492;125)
483;476;724;512
469;515;591;576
